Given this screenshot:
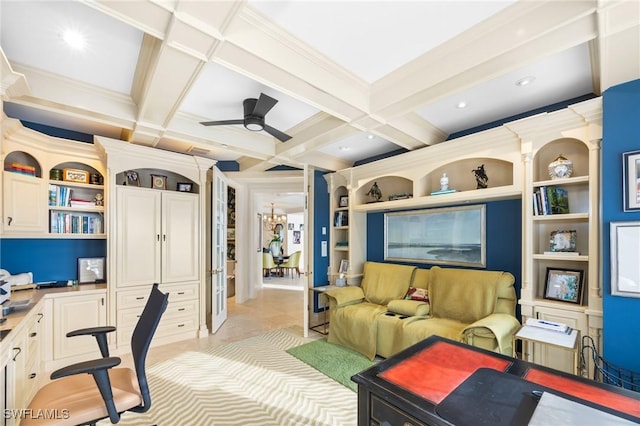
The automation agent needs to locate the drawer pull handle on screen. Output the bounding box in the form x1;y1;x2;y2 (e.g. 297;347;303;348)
178;308;185;311
12;347;21;361
177;292;185;295
403;423;413;426
136;297;144;300
29;373;37;379
178;324;185;328
30;332;37;338
37;313;44;323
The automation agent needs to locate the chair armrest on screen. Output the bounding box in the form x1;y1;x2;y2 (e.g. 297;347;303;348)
67;326;116;358
51;356;122;424
463;313;521;354
324;286;365;307
51;356;121;380
66;326;116;338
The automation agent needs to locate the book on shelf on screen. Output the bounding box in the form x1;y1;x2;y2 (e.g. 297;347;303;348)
430;189;456;195
533;186;569;215
525;318;572;334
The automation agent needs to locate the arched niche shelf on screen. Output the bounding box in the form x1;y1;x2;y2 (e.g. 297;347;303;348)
115;168;199;193
533;138;588;182
4;151;42;178
356;176;413;205
420;157;514;196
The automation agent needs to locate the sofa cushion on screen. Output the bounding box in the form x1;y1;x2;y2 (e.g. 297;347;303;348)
388;299;430;317
429;266;511;323
401;317;467;349
361;262;416;305
327;301;387;360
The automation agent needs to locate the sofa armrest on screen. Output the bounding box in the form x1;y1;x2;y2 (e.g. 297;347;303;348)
324;286;365;307
463;313;521;354
387;299;430;317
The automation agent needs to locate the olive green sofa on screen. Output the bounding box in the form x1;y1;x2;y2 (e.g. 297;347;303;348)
324;261;520;360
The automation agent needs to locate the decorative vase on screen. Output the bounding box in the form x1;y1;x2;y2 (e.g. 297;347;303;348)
548;154;573;179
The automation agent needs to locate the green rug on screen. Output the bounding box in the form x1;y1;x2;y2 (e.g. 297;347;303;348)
286;339;377;392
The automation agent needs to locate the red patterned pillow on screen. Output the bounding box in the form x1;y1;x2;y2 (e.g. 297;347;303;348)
406;287;429;302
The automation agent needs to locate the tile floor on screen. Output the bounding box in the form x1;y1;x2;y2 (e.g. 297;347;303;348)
143;275;310;366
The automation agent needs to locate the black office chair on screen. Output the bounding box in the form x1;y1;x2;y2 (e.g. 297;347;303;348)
24;283;169;425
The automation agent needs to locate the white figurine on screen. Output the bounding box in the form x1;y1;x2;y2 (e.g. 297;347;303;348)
440;173;449;191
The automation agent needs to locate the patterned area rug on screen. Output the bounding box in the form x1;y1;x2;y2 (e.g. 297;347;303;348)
98;329;357;425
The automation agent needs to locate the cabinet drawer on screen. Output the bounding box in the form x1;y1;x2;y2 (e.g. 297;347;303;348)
118;299;197;324
117;313;198;344
117;282;198;309
371;395;426;426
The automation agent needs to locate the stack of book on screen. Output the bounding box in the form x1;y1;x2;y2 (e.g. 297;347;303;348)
7;163;36;176
533;186;569;215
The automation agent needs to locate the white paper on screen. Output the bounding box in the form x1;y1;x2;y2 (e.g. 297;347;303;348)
528;392;636;426
516;326;578;349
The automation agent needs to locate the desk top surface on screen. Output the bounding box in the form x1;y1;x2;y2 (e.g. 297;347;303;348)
353;336;640;425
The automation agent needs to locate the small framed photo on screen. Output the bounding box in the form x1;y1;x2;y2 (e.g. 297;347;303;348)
150;174;167;190
544;267;583;304
288;223;295;230
177;182;192;192
623;150;640;211
339;195;349;208
125;170;140;187
611;221;640;297
63;168;90;184
339;259;349;274
549;230;577;252
78;257;106;284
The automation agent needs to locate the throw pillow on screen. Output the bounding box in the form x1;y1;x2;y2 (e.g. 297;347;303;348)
406;287;429;302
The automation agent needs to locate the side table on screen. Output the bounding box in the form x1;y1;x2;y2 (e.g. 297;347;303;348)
513;325;580;375
309;284;337;335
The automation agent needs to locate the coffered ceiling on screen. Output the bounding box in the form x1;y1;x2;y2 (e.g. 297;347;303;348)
1;1;639;172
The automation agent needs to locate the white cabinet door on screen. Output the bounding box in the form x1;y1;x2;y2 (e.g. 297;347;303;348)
162;191;199;283
117;187;162;287
53;293;107;360
2;171;47;233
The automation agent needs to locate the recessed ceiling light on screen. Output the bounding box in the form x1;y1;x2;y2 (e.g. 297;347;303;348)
62;29;86;50
367;134;374;140
339;146;351;151
456;101;467;109
220;144;228;149
516;76;536;87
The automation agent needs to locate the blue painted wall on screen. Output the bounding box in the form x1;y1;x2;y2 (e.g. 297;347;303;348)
366;199;522;315
313;170;330;287
0;239;106;282
602;79;640;372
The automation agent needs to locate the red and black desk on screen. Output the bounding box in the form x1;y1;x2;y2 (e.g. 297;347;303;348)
352;336;640;426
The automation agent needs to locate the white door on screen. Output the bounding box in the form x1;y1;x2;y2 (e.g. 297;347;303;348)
162;191;199;283
210;168;228;333
3;171;47;233
303;165;314;337
116;187;161;287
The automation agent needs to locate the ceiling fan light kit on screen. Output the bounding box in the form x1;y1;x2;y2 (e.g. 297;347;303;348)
201;93;291;142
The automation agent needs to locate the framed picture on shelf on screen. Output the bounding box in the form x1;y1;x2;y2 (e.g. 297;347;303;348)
125;170;140;186
150;174;167;190
63;168;89;184
611;221;640;297
78;257;106;284
544;267;583;304
623;150;640;211
177;182;192;192
339;195;349;207
339;259;349;274
384;204;485;267
549;230;577;252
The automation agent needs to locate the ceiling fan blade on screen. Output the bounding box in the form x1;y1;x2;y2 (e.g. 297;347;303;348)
252;93;278;117
264;124;292;142
200;119;244;126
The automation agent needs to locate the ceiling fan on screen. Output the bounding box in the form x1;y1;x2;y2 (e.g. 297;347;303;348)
200;93;292;142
